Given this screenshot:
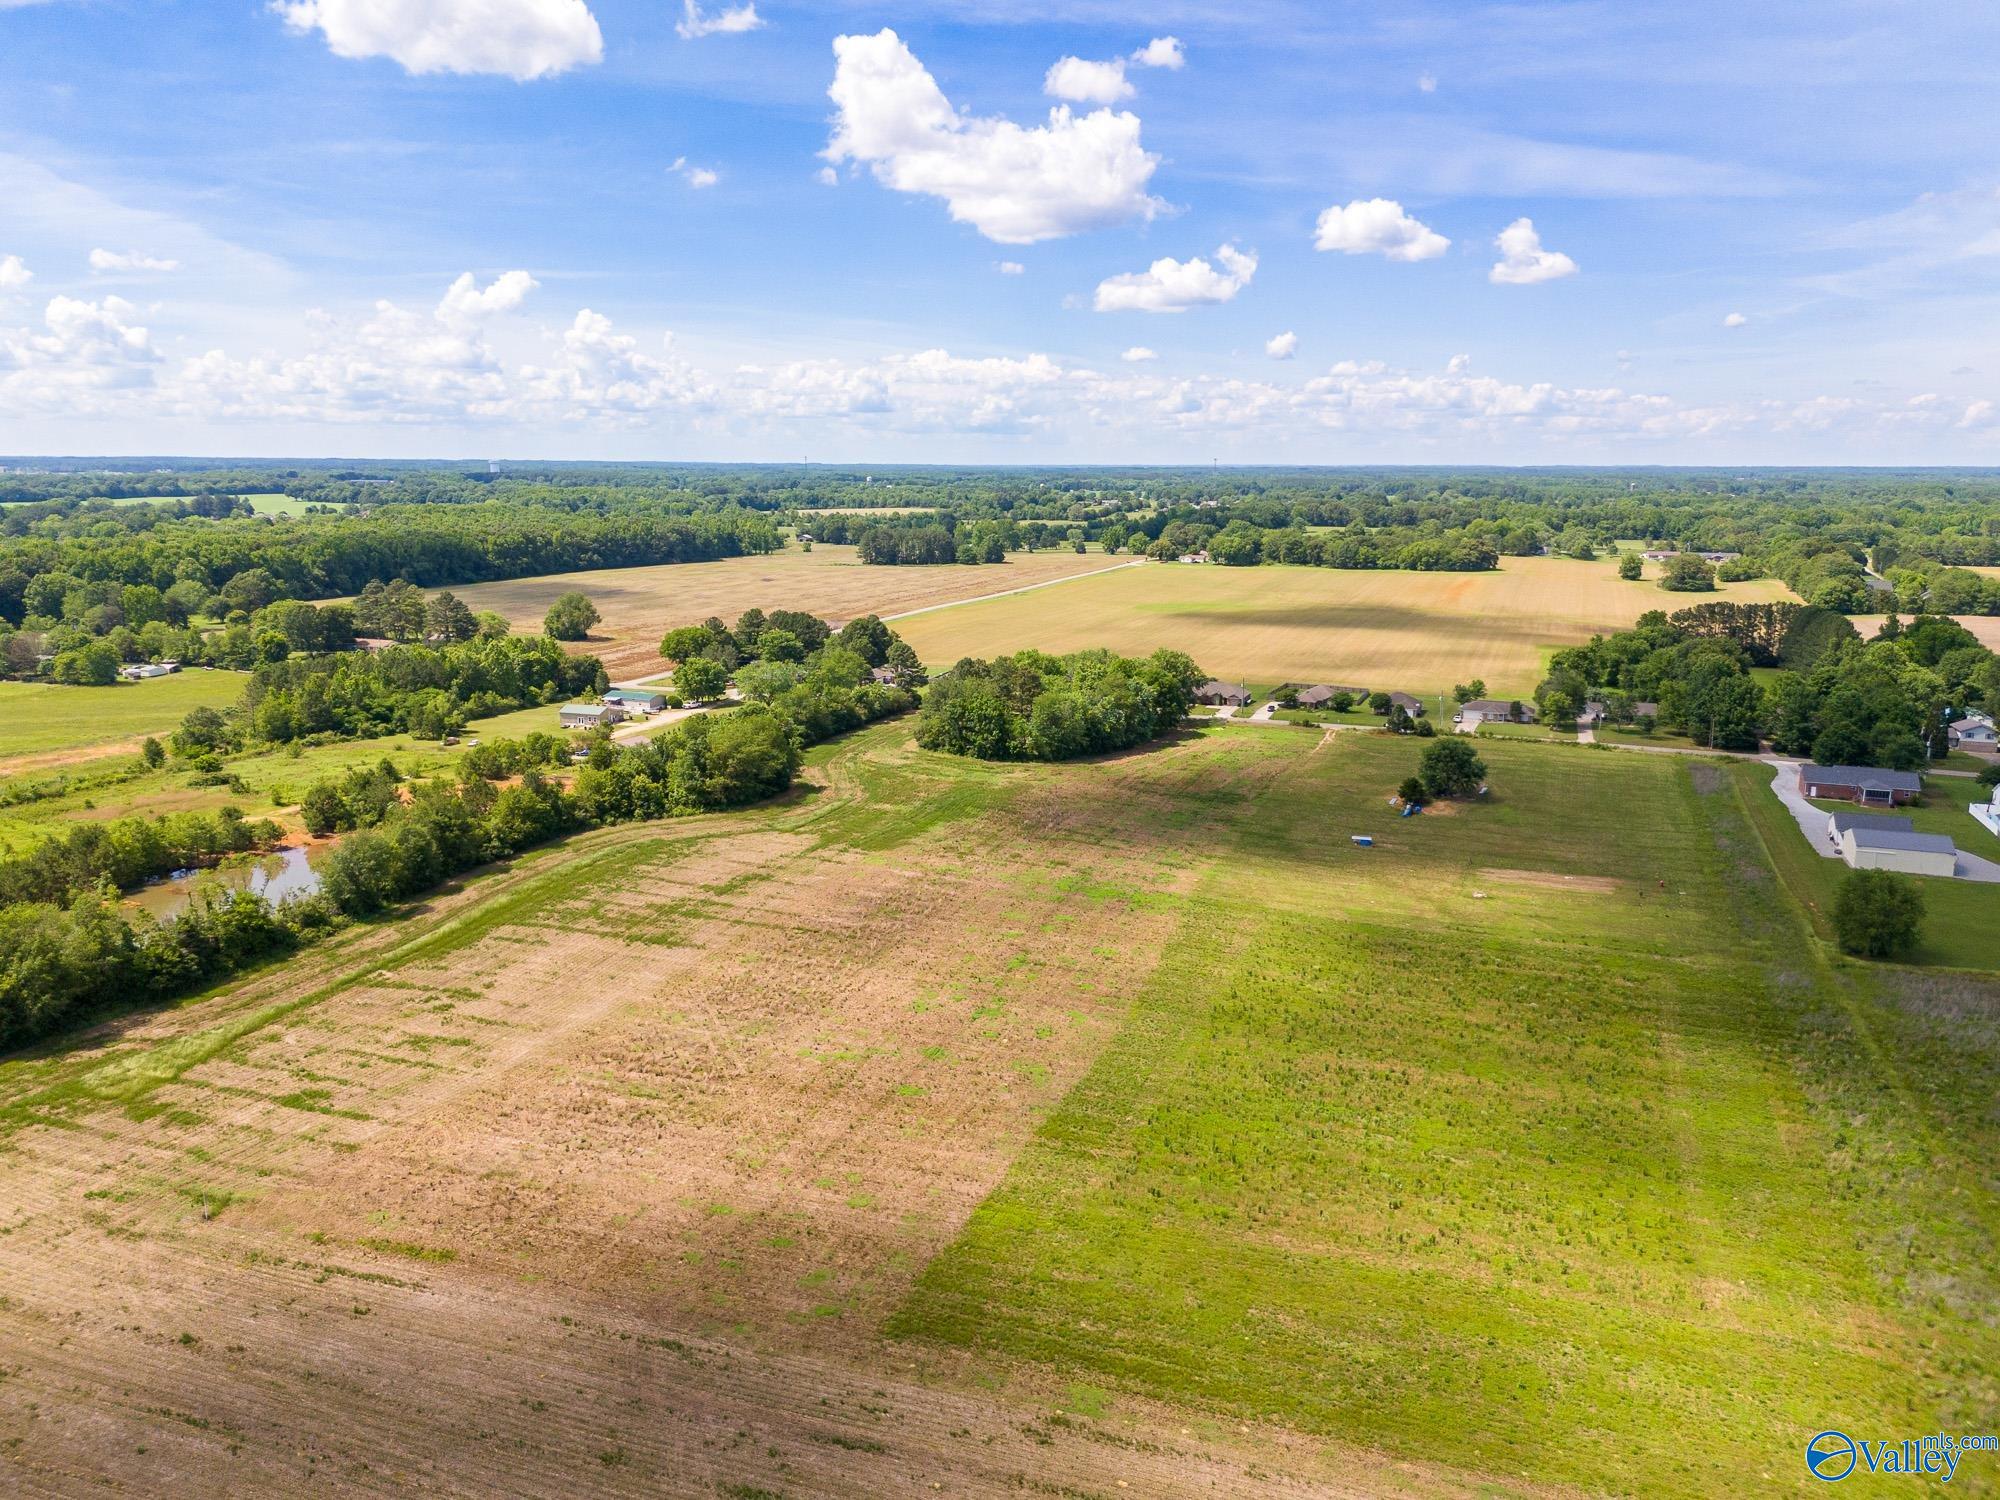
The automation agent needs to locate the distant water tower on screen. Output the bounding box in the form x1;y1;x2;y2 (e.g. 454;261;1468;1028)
488;460;500;475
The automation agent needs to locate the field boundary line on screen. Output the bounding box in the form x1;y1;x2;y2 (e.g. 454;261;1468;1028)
879;559;1149;623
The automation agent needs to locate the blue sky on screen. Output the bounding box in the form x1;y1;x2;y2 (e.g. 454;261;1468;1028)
2;0;1999;462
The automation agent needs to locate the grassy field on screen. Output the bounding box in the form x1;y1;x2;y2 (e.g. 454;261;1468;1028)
423;544;1123;679
0;671;248;770
0;722;1993;1496
894;731;1999;1496
890;556;1798;697
1731;763;1998;973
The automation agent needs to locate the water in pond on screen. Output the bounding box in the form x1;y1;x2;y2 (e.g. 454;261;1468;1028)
125;844;325;923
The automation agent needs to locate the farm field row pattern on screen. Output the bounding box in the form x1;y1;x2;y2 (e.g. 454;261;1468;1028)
889;556;1800;697
0;725;1991;1497
430;543;1124;679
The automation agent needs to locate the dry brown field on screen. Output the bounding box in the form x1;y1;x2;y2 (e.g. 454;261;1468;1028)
430;545;1122;679
891;555;1799;696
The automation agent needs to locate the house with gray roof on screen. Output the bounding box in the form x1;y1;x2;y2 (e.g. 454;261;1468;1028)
1798;763;1922;807
1837;821;1957;877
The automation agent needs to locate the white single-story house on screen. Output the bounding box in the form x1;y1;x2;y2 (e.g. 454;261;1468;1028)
559;701;625;730
603;689;666;714
118;661;179;680
1460;698;1535;724
1177;551;1211;565
1388;691;1423;715
1948;717;1997;750
1838;821;1957;877
869;666;898;685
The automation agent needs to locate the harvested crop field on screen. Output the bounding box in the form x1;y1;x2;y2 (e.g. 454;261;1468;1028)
1;725;1992;1498
891;555;1798;696
429;545;1125;679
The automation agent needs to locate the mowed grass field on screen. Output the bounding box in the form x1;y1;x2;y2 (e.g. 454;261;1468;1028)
432;544;1126;679
1;722;1993;1497
894;732;2000;1495
0;670;248;770
891;556;1798;696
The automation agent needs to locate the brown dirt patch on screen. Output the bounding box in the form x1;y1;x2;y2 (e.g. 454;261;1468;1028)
1476;866;1624;893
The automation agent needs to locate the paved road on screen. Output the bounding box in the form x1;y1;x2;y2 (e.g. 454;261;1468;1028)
1763;757;2000;884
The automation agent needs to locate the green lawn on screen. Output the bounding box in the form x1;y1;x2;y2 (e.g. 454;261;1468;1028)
1730;763;1997;973
1595;724;1707;752
0;672;249;761
892;733;1998;1496
1472;718;1572;741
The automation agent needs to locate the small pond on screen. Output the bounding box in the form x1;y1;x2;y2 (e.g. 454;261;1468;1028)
125;844;325;923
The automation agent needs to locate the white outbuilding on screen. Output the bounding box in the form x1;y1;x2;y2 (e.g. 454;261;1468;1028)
1837;822;1957;877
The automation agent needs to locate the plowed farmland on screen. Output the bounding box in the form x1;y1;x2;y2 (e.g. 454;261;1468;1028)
1;724;1993;1498
891;555;1799;696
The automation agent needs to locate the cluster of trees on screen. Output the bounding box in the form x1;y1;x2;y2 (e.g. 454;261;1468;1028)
797;512;1032;565
659;608;924;705
0;501;781;630
0;806;282;907
351;579;499;644
1099;518;1501;572
300;760;406;837
239;633;602;744
0;575;509;682
917;648;1204;761
1658;555;1719;592
0;881;341;1052
1539;603;1998;761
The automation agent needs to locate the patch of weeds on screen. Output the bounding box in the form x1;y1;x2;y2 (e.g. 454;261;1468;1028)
355;1237;457;1263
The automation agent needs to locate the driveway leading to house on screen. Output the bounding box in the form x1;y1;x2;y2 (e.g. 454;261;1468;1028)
1765;758;1838;858
1248;700;1278;722
1762;756;2000;884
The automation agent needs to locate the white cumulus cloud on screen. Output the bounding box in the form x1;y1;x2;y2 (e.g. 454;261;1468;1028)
1722;311;1748;328
825;28;1162;244
995;260;1025;275
1044;56;1133;105
1044;35;1185;105
1095;244;1256;314
1266;331;1298;360
674;0;760;39
0;255;30;291
436;269;538;325
272;0;602;81
1121;346;1158;362
1490;217;1578;284
670;156;719;188
89;248;179;274
1313;199;1449;262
